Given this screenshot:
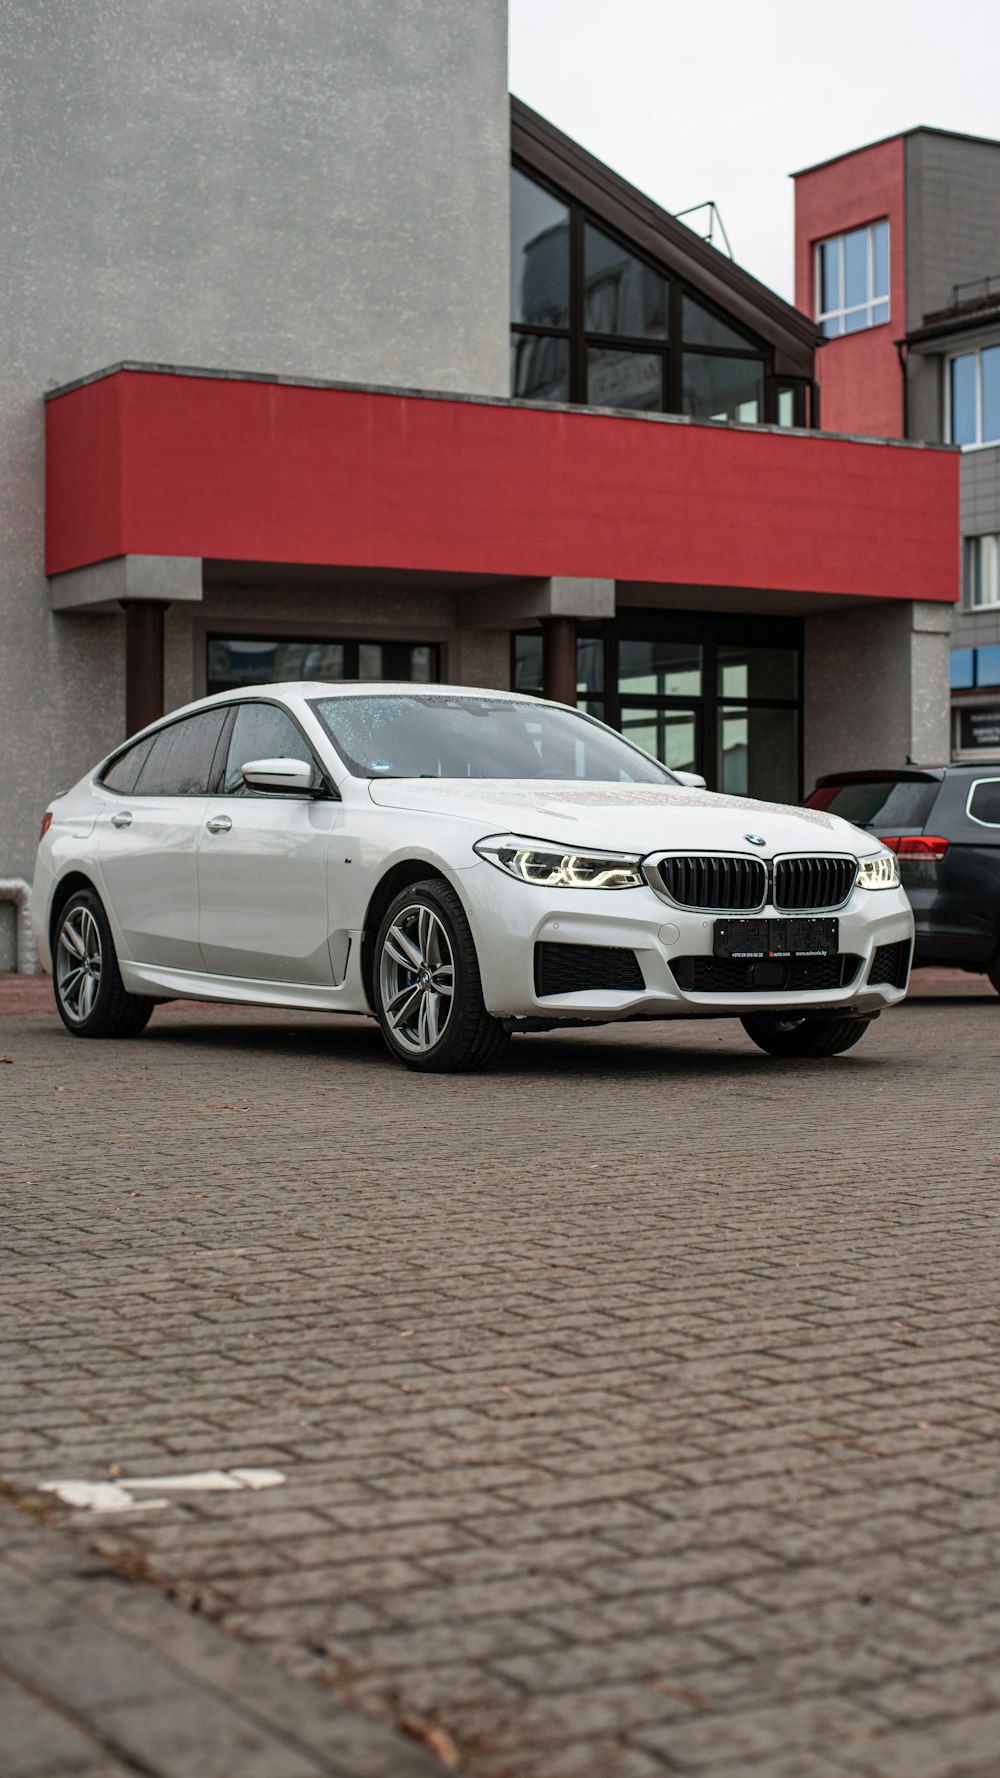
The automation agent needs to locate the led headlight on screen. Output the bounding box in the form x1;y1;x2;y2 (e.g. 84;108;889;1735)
856;853;900;891
474;834;644;889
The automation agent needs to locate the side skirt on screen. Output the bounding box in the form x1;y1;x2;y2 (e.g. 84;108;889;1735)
120;939;370;1015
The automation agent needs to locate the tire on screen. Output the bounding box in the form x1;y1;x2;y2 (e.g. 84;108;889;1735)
53;888;154;1039
740;1011;874;1059
372;878;510;1073
988;948;1000;997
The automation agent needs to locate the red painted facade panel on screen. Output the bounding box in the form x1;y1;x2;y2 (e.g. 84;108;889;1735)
794;136;906;439
45;368;957;603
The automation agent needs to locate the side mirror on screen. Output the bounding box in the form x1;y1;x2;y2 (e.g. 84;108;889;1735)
241;757;318;794
672;770;708;790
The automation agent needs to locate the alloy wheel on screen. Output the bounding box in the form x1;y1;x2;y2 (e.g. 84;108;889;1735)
378;902;455;1054
56;904;103;1024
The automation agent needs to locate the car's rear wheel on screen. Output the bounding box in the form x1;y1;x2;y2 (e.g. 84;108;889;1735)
740;1011;874;1058
373;879;509;1073
53;889;154;1039
987;947;1000;997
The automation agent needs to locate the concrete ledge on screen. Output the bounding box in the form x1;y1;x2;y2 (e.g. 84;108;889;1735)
49;555;203;613
459;575;615;628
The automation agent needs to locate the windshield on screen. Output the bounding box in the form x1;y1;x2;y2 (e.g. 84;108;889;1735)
309;694;672;784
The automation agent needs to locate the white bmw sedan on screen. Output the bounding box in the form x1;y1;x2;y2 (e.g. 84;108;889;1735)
31;683;913;1071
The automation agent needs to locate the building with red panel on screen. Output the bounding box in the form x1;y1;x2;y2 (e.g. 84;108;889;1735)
0;3;958;968
794;127;1000;761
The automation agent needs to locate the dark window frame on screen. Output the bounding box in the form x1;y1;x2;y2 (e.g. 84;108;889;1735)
205;633;443;697
511;159;785;424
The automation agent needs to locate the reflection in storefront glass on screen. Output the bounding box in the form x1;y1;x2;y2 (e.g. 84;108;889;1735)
619;640;702;698
621;706;697;773
718;644;797;700
720;705;797;802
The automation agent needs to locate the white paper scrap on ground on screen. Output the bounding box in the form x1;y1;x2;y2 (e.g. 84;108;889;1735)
39;1467;285;1513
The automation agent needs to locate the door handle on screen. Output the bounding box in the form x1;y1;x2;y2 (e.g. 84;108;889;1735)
205;814;233;834
110;811;133;829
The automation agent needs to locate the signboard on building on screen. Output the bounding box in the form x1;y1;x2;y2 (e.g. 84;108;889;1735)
959;706;1000;751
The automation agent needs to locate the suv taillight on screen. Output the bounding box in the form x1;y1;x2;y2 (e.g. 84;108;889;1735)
878;835;949;860
38;811;53;843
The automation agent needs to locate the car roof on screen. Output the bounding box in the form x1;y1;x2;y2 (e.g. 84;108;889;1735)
197;681;537;706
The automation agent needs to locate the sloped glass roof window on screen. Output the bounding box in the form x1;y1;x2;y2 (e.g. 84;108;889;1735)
682;293;760;351
511;168;570;328
584;224;668;339
510;165;775;424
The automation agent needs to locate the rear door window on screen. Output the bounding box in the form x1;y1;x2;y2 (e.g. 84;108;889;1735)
101;735;155;794
133;710;230;796
223;702;317;795
806;778;940;828
968;778;1000;827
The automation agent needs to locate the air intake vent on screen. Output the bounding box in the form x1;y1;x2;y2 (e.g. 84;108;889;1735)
534;943;645;997
867;939;912;988
658;855;766;911
773;856;856;910
670;954;862;994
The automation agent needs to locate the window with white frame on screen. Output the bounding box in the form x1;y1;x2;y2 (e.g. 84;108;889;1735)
816;221;889;337
949;345;1000;447
966;533;1000;609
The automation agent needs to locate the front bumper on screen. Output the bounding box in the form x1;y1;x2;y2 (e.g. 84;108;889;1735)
462;862;914;1021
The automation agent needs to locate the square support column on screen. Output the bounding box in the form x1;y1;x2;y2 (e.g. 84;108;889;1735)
803;600;952;788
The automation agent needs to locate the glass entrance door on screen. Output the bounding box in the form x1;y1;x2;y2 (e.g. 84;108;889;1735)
514;613;802;800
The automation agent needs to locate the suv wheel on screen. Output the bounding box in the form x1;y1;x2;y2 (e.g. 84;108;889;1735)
373;879;509;1073
988;948;1000;997
53;889;154;1039
740;1012;874;1059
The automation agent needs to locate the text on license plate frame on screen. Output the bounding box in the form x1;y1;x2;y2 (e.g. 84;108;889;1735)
713;917;839;960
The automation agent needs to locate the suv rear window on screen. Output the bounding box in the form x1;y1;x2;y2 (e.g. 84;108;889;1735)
805;778;939;828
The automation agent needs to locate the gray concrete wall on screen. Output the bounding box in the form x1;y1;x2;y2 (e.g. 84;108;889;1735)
953;444;1000;650
804;600;952;788
0;0;510;966
904;133;1000;331
905;133;1000;444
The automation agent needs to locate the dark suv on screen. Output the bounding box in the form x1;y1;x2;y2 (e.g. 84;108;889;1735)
806;766;1000;994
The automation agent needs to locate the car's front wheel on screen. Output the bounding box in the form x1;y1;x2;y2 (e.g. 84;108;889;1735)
740;1011;874;1058
53;888;154;1039
373;879;509;1073
987;946;1000;997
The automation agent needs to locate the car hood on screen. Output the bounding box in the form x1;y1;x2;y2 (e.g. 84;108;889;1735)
366;779;875;857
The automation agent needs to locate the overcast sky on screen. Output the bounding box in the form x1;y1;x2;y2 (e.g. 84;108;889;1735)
508;0;1000;302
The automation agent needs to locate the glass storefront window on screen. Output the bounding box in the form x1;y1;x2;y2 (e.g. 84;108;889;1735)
682;354;763;424
584;223;667;340
719;705;798;803
682;294;757;352
510;168;570;328
621;706;698;774
718;644;798;700
514;624;801;799
619;639;702;697
207;637;439;696
511;333;570;403
586;348;662;411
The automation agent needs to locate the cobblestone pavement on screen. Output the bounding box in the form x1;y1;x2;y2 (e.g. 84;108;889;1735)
2;973;1000;1778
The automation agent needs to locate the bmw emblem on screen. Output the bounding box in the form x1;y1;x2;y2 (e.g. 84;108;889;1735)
744;834;766;846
